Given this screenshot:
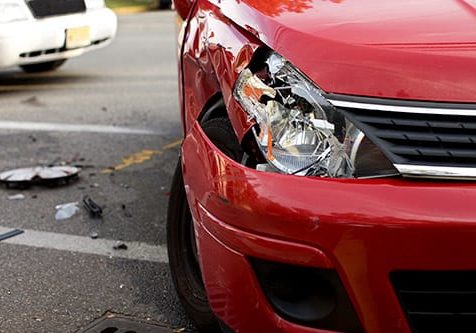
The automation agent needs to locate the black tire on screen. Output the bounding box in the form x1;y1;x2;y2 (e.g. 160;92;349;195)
167;117;242;333
20;60;66;73
200;118;243;162
158;0;171;9
167;161;221;333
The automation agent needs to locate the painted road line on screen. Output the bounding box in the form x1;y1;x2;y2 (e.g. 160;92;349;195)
103;149;162;173
0;227;168;263
0;121;160;135
102;139;182;173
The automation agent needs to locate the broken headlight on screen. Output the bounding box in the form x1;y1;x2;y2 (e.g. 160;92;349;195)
233;52;398;178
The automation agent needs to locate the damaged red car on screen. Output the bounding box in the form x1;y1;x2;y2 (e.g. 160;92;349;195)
167;1;476;332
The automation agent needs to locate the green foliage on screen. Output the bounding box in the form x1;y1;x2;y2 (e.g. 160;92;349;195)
105;0;157;9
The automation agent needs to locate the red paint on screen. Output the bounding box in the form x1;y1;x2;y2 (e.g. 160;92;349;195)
173;0;193;19
175;1;476;332
183;124;476;333
209;0;476;103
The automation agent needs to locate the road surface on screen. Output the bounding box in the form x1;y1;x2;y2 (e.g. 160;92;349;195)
0;11;193;332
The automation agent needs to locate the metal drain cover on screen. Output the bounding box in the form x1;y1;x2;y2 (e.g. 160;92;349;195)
80;314;174;333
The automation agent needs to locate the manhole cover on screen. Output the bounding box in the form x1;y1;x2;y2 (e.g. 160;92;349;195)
80;314;174;333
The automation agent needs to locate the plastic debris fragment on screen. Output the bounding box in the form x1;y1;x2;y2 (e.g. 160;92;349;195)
8;194;25;200
113;241;128;250
0;229;24;241
55;202;80;221
83;195;103;218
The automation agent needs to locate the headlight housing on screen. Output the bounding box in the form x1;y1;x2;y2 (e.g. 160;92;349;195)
233;51;399;178
85;0;106;9
0;2;29;24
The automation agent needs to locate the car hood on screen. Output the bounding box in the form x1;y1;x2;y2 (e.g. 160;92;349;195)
213;0;476;103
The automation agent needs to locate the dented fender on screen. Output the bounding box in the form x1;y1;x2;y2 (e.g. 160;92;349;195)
180;0;261;140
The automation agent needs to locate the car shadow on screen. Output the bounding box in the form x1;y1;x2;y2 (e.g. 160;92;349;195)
0;69;100;95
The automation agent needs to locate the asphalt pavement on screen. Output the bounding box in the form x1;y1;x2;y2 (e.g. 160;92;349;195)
0;11;193;332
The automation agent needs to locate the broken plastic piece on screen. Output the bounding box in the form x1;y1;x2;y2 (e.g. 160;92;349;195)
8;194;25;200
0;229;24;241
83;195;103;218
121;204;133;218
113;241;128;250
55;202;80;221
0;166;80;188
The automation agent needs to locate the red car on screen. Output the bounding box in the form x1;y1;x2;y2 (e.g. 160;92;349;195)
167;1;476;332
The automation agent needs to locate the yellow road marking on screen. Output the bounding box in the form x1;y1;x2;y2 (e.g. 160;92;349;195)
161;139;182;150
102;139;182;173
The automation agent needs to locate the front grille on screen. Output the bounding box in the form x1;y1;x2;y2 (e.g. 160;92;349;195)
330;95;476;178
26;0;86;18
391;271;476;333
19;38;110;58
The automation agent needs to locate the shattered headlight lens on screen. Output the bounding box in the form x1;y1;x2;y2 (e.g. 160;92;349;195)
0;2;29;24
234;52;398;178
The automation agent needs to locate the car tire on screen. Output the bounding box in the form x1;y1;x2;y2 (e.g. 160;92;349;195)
200;117;243;161
158;0;171;9
167;117;242;333
20;60;67;73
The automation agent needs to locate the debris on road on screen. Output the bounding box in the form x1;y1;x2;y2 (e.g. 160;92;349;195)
0;166;80;188
21;96;45;107
55;202;80;221
113;241;128;251
121;204;133;218
8;194;25;200
83;195;103;218
0;229;24;242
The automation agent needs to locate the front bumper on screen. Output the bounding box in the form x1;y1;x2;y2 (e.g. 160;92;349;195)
0;8;117;68
182;122;476;333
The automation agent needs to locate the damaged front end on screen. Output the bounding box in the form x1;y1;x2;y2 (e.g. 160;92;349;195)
234;51;399;179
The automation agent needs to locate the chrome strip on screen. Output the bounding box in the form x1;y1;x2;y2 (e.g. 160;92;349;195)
395;164;476;179
350;131;365;165
329;99;476;116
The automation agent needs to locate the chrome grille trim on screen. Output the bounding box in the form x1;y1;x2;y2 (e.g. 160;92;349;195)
329;96;476;179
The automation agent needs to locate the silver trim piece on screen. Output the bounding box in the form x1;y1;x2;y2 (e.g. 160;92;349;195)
330;97;476;179
329;99;476;116
350;131;365;164
395;164;476;179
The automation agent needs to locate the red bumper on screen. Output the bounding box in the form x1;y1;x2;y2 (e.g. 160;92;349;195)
182;122;476;333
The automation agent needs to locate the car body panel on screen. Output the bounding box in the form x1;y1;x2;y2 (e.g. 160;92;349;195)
175;0;476;332
207;0;476;103
183;122;476;333
180;1;260;139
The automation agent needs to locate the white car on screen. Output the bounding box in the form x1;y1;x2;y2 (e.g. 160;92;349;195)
0;0;117;72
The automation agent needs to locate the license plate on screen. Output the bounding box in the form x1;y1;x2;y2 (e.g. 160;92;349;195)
65;26;91;49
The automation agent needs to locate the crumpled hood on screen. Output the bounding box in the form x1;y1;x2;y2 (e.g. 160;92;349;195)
213;0;476;103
